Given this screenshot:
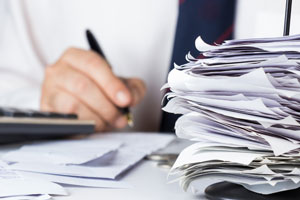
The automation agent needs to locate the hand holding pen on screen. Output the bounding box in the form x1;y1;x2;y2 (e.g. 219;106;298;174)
40;30;146;131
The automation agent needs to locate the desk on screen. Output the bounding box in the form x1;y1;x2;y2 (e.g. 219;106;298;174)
55;160;214;200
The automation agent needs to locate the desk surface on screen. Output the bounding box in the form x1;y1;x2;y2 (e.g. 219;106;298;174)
54;160;214;200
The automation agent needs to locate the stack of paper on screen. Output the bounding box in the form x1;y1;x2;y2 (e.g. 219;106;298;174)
1;132;174;198
163;34;300;194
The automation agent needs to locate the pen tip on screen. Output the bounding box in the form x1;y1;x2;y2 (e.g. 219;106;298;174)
126;113;134;127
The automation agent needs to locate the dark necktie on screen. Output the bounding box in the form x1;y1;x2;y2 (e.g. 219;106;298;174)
160;0;236;132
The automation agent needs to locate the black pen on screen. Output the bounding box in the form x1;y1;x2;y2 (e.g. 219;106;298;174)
86;29;133;127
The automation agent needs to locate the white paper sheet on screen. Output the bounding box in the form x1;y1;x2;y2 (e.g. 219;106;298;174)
2;139;122;165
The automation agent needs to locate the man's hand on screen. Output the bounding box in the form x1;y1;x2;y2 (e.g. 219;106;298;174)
41;47;146;131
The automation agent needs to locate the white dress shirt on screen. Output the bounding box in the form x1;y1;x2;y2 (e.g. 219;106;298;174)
0;0;299;131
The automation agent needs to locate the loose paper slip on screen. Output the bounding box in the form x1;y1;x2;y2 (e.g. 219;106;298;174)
164;34;300;194
3;138;122;165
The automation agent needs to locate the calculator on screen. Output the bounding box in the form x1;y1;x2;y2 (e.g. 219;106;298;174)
0;107;95;143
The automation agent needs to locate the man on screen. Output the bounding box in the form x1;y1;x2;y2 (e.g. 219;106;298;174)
0;0;299;132
0;0;178;132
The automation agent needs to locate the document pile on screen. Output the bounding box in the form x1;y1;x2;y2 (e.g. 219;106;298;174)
164;34;300;194
1;132;174;199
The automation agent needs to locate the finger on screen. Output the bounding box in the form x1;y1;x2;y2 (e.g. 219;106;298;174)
60;47;132;107
49;65;126;127
41;87;107;131
124;78;147;106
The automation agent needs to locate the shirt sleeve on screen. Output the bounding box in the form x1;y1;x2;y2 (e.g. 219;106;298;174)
0;1;44;110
